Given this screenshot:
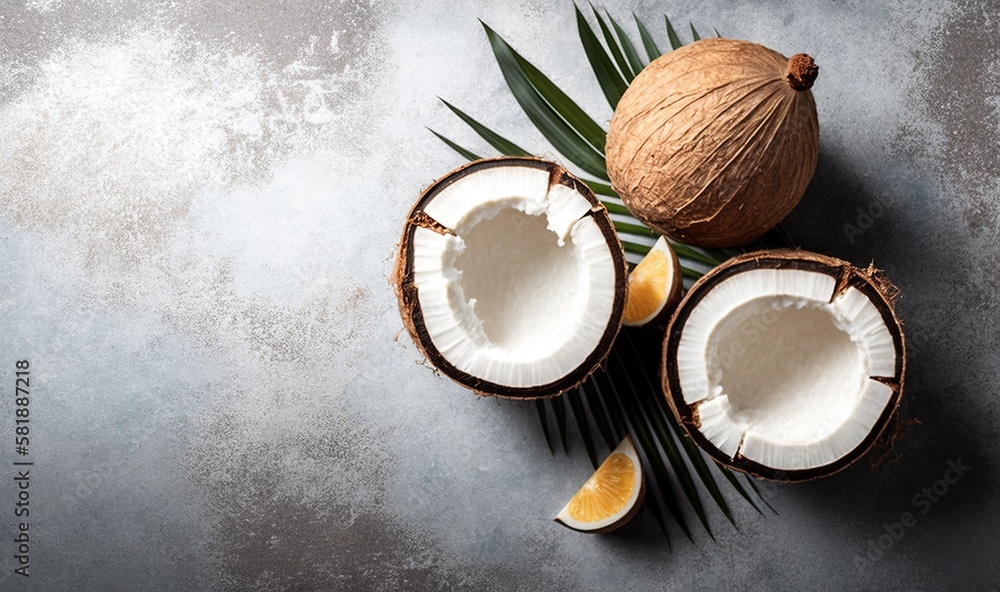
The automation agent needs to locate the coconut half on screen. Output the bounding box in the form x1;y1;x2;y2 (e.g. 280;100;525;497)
394;157;627;399
663;250;905;481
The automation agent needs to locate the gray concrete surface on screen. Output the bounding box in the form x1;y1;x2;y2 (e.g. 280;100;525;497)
0;0;997;590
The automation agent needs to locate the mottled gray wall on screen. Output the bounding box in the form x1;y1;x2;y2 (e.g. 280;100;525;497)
0;0;997;590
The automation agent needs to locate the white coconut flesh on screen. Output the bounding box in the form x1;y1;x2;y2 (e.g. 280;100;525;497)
676;268;898;471
409;164;621;391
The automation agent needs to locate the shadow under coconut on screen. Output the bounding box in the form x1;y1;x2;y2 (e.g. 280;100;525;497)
488;147;996;555
784;149;905;259
764;150;998;584
782;148;995;493
769;381;995;586
490;396;574;454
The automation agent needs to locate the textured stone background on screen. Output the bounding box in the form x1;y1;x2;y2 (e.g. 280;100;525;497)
0;1;997;590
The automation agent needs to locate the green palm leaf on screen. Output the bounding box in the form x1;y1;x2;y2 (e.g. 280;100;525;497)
609;13;646;76
613;220;657;238
743;474;778;514
432;10;776;543
575;5;629;109
620;332;738;527
633;11;662;62
590;4;635;82
582;381;620;452
481;22;609;180
597;367;693;541
439;99;531;156
567;386;599;468
428;128;481;161
668;239;727;267
609;346;712;537
581;178;617;198
534;399;555;455
506;41;607;153
550;393;570;454
665;15;683;50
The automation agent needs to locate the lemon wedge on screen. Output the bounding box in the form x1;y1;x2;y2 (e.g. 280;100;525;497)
555;436;645;533
623;236;682;327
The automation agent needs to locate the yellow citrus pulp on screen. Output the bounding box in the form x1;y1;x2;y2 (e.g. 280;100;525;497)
566;453;636;522
624;250;669;325
555;436;644;533
622;236;681;327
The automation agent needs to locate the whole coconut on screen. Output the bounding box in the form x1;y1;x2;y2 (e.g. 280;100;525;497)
606;38;819;248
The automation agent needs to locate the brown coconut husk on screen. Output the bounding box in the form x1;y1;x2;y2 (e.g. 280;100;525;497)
606;38;820;249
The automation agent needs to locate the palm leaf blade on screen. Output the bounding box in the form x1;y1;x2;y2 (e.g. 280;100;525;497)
429;129;482;161
439;99;531;156
581;380;619;451
717;465;765;515
596;370;692;539
678;434;737;526
660;420;738;527
620;239;659;257
567;388;599;468
509;46;608;152
681;266;702;280
534;399;556;455
743;474;778;514
611;345;713;537
482;22;609;179
586;375;628;438
667;239;727;266
590;3;635;82
642;485;674;543
633;12;662;61
665;15;683;50
623;329;740;526
612;220;656;237
608;13;646;75
600;200;634;217
583;179;617;197
575;5;628;109
549;394;570;454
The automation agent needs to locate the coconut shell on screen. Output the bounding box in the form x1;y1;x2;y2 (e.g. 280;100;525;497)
606;38;820;248
662;250;906;482
394;157;628;400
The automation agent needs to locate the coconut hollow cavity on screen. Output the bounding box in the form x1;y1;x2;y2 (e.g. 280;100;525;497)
394;157;627;399
663;251;905;481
